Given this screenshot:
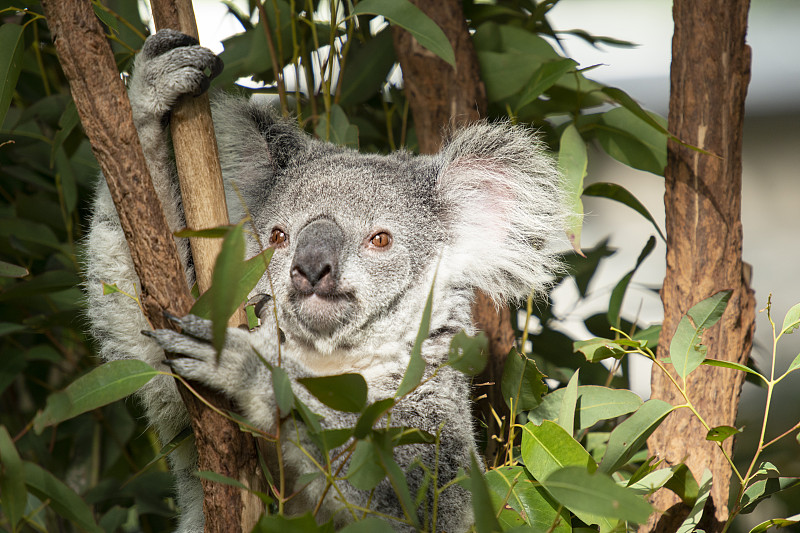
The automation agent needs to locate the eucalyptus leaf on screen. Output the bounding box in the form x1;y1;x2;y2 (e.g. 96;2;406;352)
447;331;488;375
676;469;712;533
209;223;246;352
0;426;25;530
515;58;577;111
471;454;502;533
599;399;673;474
485;466;571;532
354;398;395;438
706;425;741;443
396;277;434;398
542;466;652;523
740;477;800;514
583;182;665;241
315;104;359;147
33;360;158;433
781;302;800;335
298;373;368;413
501;348;547;411
701;358;768;385
607;236;656;327
558;370;579;436
272;366;295;416
558;124;587;253
748;515;800;533
0;259;28;278
353;0;455;67
527;385;642;431
0;23;25;127
23;462;103;533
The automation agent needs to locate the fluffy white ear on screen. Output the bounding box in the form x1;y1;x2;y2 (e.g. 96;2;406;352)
435;121;568;303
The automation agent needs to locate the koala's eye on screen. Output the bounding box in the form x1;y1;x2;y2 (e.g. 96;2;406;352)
269;228;287;247
369;231;392;249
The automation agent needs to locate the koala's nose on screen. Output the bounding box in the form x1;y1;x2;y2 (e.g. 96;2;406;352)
290;219;343;296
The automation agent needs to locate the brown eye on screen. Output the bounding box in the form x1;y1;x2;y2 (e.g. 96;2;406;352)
369;231;391;249
269;228;287;247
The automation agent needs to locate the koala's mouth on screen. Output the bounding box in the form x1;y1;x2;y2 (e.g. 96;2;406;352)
289;291;354;335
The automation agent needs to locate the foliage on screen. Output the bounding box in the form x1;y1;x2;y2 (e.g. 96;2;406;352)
0;1;797;532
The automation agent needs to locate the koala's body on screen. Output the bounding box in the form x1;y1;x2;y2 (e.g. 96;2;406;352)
85;30;566;532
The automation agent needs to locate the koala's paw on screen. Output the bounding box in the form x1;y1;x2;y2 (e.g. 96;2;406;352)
143;314;264;394
129;29;223;123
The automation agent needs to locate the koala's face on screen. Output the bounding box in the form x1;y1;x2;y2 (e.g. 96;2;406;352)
251;151;446;352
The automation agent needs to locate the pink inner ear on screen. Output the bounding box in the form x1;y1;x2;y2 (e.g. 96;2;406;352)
444;158;516;239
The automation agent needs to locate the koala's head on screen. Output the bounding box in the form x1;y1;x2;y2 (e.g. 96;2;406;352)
214;98;566;353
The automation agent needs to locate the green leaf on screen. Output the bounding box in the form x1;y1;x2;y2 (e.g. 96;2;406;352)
748;515;800;533
664;464;699;506
209;223;246;352
0;23;25;127
271;366;294;416
354;398;395;438
298;373;367;413
484;466;571;532
372;433;418;527
346;439;384;491
599;399;673;474
601;87;669;138
706;425;741;443
0;322;25;337
315;104;359;147
51;101;80;165
558;370;579;436
0;426;26;530
591;107;668;176
174;226;234;238
607;236;656;327
786;353;800;375
253;512;329;533
353;0;455;67
626;466;680;497
558;123;587;254
527;385;642;432
339;518;391;533
687;290;732;330
339;29;396;106
573;338;626;363
676;469;712;533
515;58;577;111
396;277;435;398
670;291;732;380
23;461;103;533
542;466;652;524
501;348;547;411
471;454;502;533
781;303;800;335
520;420;596;480
191;247;273;319
701;359;768;385
33;360;158;433
0;259;28;278
447;331;488;375
740;477;800;514
583;182;665;241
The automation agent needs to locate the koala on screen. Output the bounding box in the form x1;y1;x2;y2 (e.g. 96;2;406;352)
84;29;566;532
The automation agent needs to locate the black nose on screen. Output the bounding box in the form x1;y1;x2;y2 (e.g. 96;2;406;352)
290;219;343;296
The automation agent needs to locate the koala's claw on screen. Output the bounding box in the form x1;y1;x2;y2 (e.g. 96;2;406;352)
164;313;214;341
141;29;200;60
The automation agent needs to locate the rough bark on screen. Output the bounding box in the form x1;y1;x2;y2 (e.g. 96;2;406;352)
391;0;511;457
643;1;754;530
42;1;261;531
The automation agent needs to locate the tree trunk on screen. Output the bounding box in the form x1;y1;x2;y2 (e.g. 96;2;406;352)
41;1;262;531
643;1;754;530
391;0;512;457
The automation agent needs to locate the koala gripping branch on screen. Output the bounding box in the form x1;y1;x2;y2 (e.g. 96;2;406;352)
41;1;262;531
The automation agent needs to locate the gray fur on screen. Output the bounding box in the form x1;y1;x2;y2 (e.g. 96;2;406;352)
84;29;567;532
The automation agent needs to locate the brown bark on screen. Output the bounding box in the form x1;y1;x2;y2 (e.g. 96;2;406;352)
644;1;754;531
42;1;262;531
391;0;511;457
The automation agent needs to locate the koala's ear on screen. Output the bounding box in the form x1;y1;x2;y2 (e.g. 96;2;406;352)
212;96;309;211
434;122;567;303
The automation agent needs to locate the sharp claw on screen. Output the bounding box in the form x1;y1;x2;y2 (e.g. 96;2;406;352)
141;329;155;338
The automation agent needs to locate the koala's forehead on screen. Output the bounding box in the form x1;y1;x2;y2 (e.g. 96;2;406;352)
267;151;442;227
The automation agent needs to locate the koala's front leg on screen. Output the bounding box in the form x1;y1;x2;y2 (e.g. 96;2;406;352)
127;29;223;233
144;314;279;432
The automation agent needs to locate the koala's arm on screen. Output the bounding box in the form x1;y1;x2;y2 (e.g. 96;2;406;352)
146;315;475;532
